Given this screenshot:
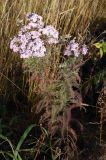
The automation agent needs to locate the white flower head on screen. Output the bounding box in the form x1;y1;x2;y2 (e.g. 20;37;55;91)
10;13;59;58
41;25;59;44
64;38;88;57
81;44;88;55
30;31;41;39
47;38;58;44
26;13;43;22
42;25;59;39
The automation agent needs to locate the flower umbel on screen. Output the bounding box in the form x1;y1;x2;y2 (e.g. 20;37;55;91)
64;39;88;57
10;13;59;58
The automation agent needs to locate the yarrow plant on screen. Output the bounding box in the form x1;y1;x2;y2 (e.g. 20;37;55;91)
10;13;59;58
64;38;88;57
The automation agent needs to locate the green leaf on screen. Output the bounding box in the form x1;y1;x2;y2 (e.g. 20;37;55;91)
0;134;15;155
102;42;106;53
94;42;102;48
14;124;36;159
99;48;103;57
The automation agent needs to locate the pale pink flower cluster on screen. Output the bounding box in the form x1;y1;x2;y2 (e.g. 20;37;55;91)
64;39;88;57
81;44;88;55
10;13;59;58
41;25;59;44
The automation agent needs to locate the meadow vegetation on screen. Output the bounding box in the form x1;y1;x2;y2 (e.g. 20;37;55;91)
0;0;106;159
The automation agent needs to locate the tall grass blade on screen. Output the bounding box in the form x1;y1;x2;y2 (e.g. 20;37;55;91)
14;124;36;159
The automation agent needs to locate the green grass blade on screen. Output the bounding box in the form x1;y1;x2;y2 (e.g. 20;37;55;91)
0;134;15;157
14;124;36;159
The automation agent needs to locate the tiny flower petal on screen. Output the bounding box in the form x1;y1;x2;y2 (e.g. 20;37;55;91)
82;44;88;55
